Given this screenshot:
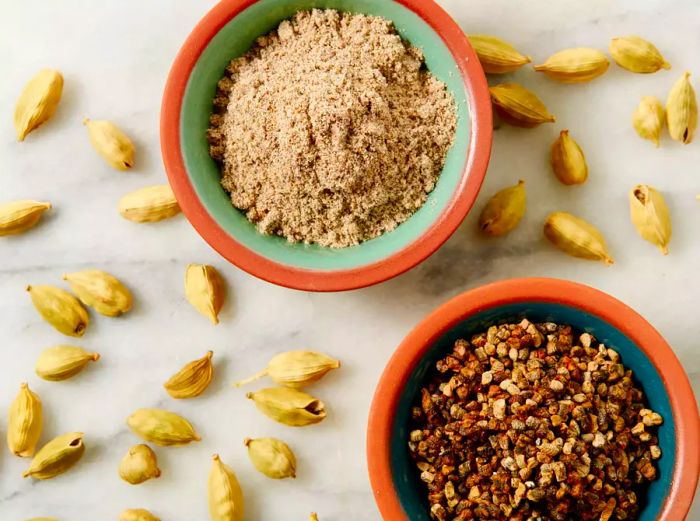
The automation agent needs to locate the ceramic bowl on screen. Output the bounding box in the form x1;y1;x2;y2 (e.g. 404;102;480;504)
161;0;491;292
367;278;699;520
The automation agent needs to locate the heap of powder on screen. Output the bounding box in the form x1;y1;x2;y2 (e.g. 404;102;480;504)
208;9;456;248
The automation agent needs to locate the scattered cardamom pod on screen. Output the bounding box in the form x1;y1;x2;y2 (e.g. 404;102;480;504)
62;270;133;317
534;48;609;83
310;514;319;521
7;383;43;457
35;345;99;381
119;444;161;485
246;387;326;427
629;185;672;255
126;408;201;446
14;69;63;141
489;83;555;128
26;285;89;337
118;185;181;223
234;351;340;389
164;351;214;399
84;118;135;170
209;454;245;521
119;509;160;521
0;200;52;237
544;212;614;265
468;35;531;74
550;130;588;185
478;180;526;237
23;432;85;480
185;264;225;324
244;437;297;479
633;96;665;147
610;36;670;74
666;71;697;144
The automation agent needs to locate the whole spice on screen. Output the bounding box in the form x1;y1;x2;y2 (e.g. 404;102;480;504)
209;454;245;521
0;200;52;237
164;351;214;399
478;180;526;237
63;270;133;317
310;514;319;521
244;437;297;479
489;83;555;127
629;185;672;255
610;36;670;73
23;432;85;480
185;264;225;325
35;345;100;381
550;130;588;185
84;118;135;170
119;509;160;521
633;96;665;147
26;285;89;337
468;35;531;74
544;212;614;265
126;408;201;446
119;444;161;485
14;69;63;141
234;350;340;388
534;48;610;83
118;185;180;223
666;71;697;144
246;387;326;427
7;383;43;457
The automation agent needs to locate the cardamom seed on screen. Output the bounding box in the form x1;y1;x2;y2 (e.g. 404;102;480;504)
14;69;63;141
629;185;672;255
234;351;340;389
35;345;99;381
119;444;161;485
209;454;245;521
666;71;697;144
62;270;133;317
118;185;181;223
489;83;555;128
468;35;531;74
119;509;160;521
610;36;670;74
0;200;52;237
26;285;89;337
246;387;326;427
244;437;297;479
84;118;135;170
550;130;588;185
544;212;614;265
478;180;526;237
633;96;665;147
164;351;214;399
7;383;43;457
23;432;85;479
534;48;609;83
185;264;225;325
126;408;201;446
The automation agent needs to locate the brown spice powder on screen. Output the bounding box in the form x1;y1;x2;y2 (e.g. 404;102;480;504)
208;9;456;248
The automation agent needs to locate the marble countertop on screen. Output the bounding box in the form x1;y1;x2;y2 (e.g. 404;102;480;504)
1;0;699;519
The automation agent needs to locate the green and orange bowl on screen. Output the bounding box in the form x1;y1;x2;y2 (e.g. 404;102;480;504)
161;0;492;292
367;278;700;520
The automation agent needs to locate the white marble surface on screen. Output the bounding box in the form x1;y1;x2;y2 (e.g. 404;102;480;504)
1;0;699;519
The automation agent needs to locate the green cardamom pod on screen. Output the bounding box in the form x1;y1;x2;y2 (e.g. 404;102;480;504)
35;345;99;381
610;36;670;74
468;35;531;74
550;130;588;185
534;48;609;83
246;387;326;427
126;408;201;446
119;444;161;484
26;285;89;337
7;382;43;457
209;454;244;521
164;351;214;399
666;71;697;144
478;180;526;237
629;185;672;255
244;437;297;479
489;83;555;128
23;432;85;480
544;212;614;265
63;269;133;317
633;96;665;147
234;350;340;389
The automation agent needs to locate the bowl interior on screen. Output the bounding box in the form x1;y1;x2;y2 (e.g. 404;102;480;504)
391;302;675;521
180;0;471;271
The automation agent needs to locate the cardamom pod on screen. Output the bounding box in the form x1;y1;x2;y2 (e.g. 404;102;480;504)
534;48;609;83
633;96;665;147
246;387;326;427
544;212;614;265
7;383;43;457
119;444;161;485
610;36;670;74
666;71;697;144
164;351;214;399
26;285;89;337
209;454;245;521
119;509;160;521
185;264;225;325
550;130;588;185
468;35;531;74
234;351;340;389
489;83;555;128
62;270;133;317
310;514;319;521
118;185;181;223
126;408;201;446
244;437;297;479
478;180;526;237
84;118;135;170
629;185;672;255
0;200;52;237
23;432;85;479
35;345;99;381
14;69;63;141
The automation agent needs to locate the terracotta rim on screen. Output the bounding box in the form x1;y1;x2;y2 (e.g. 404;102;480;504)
161;0;492;292
367;278;700;520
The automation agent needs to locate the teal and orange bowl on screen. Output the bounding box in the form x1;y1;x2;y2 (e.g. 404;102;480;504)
367;278;700;520
161;0;492;292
